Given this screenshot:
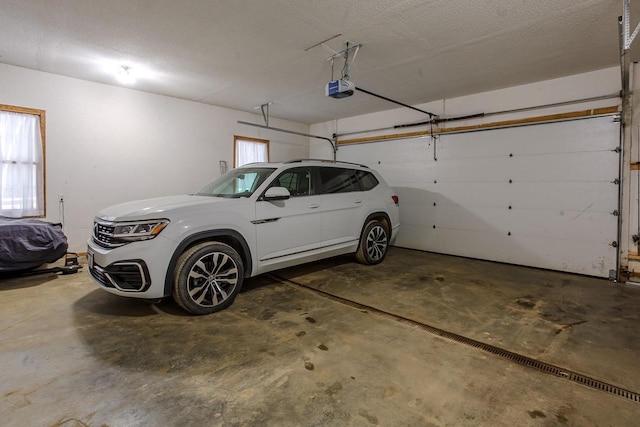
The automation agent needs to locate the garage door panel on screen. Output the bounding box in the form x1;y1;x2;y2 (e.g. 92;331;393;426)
393;186;437;208
396;226;615;277
394;224;435;250
504;182;617;212
437;118;617;158
422;150;617;183
503;152;617;182
339;116;619;277
506;234;616;277
399;203;433;227
493;210;615;243
429;205;615;242
383;163;436;184
399;198;616;240
343;138;430;166
394;182;616;213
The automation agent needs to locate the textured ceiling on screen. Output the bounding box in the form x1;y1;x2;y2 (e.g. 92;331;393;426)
0;0;631;124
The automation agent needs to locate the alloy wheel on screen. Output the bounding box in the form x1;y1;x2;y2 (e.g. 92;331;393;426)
186;252;239;307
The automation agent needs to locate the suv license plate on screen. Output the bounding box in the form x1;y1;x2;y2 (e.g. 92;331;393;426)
87;250;94;269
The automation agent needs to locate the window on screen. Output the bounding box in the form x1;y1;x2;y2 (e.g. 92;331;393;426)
355;171;379;191
196;167;275;198
0;104;46;217
317;168;378;194
319;167;360;193
271;167;314;197
234;136;269;167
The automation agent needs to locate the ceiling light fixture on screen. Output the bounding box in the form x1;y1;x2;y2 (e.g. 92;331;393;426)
116;66;136;84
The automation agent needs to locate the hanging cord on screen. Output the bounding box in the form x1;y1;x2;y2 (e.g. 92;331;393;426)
342;42;350;80
430;120;438;161
58;197;65;231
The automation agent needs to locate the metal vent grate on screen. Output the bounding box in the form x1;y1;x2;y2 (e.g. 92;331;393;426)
271;274;640;404
89;265;114;289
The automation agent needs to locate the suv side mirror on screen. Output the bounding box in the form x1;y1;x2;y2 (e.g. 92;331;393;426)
263;187;291;201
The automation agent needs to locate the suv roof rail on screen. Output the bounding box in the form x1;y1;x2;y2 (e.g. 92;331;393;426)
284;158;369;169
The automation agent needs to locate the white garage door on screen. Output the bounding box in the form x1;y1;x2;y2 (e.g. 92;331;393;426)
338;115;620;277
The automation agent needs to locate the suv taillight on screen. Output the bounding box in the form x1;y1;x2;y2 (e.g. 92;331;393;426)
392;195;399;206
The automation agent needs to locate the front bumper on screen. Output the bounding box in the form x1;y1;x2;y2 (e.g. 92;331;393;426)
87;236;175;299
89;258;151;292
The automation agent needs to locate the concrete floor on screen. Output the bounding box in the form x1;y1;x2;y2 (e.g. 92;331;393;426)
1;248;639;426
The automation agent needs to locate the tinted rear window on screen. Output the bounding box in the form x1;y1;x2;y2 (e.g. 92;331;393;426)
319;167;360;193
318;167;378;193
355;171;379;191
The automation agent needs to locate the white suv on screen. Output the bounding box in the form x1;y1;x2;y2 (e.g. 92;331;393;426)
87;159;400;314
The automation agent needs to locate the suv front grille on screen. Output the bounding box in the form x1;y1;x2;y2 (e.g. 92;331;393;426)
93;220;120;248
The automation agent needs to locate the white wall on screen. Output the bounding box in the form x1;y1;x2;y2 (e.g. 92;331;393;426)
311;67;624;276
0;63;309;251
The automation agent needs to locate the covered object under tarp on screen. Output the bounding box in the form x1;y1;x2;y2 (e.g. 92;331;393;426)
0;217;68;272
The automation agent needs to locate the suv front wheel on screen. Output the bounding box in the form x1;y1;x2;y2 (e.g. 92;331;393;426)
173;242;244;315
355;219;389;265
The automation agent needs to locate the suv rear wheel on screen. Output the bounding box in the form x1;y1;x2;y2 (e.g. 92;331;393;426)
173;242;244;315
355;219;389;265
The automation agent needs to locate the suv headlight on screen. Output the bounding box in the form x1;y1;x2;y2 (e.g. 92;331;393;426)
112;219;170;242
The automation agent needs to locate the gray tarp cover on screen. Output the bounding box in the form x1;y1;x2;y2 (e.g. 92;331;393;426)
0;217;68;272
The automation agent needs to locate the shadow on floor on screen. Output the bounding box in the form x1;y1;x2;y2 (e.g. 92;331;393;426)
73;274;284;319
70;277;309;373
0;271;59;290
74;289;164;317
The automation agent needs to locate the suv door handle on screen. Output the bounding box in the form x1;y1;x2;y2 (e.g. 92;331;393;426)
353;200;363;204
308;204;320;209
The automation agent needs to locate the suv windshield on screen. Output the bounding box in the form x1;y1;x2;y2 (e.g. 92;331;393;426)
196;167;276;198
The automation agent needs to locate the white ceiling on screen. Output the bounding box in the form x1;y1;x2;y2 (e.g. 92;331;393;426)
0;0;632;124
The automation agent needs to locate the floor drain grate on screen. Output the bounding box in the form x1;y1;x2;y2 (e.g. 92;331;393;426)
272;274;640;404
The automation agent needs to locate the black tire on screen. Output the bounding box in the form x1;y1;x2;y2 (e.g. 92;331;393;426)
172;242;244;315
355;220;389;265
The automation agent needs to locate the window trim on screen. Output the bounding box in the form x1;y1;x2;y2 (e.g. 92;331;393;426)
233;135;269;167
0;103;47;218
